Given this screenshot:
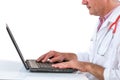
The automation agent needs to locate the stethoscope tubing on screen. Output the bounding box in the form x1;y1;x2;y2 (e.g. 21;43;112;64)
108;15;120;34
96;15;120;56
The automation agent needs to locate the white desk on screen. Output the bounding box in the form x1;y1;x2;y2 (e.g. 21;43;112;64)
0;60;88;80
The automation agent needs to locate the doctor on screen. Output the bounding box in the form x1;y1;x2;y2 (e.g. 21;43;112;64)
37;0;120;80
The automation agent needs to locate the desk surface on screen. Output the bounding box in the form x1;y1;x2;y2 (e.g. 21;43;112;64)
0;60;88;80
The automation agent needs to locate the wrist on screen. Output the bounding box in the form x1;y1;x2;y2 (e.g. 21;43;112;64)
85;63;93;72
64;53;77;60
85;63;104;80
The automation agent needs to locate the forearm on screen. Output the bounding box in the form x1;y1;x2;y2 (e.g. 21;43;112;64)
87;63;104;80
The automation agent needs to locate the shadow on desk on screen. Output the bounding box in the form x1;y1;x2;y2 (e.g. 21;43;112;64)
0;60;88;80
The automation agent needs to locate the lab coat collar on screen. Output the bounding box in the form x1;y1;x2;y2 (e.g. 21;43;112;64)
98;6;120;32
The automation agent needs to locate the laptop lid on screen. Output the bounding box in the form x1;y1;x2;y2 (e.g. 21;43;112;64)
6;24;29;70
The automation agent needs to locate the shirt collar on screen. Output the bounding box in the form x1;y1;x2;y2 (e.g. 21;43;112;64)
99;10;112;23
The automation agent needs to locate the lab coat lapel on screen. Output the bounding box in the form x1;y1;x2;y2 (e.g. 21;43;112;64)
98;6;120;32
90;6;120;63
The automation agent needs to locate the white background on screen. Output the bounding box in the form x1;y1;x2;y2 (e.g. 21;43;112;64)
0;0;98;61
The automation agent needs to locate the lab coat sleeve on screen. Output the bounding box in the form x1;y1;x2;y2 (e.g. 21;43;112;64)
104;68;120;80
76;52;89;62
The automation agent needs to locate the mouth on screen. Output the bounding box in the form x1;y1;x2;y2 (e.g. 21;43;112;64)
87;6;91;9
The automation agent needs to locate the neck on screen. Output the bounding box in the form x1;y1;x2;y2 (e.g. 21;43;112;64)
100;0;120;18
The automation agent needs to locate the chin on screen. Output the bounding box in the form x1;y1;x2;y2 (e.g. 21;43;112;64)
89;11;93;15
89;11;97;16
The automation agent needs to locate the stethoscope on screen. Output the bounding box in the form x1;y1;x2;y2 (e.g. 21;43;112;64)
96;15;120;56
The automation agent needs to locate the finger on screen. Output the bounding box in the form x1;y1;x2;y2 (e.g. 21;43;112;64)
36;54;47;62
52;62;70;69
50;56;64;63
36;51;54;62
41;51;58;62
42;53;54;62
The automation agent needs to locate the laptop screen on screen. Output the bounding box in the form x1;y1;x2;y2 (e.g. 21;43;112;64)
6;24;29;70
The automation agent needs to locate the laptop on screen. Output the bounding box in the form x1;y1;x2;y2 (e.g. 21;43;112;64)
6;24;77;73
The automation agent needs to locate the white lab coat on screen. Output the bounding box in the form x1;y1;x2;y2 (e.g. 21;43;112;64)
77;6;120;80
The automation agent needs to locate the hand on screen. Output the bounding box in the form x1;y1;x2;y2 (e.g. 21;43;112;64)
52;60;89;72
36;50;65;63
36;50;77;63
52;60;104;80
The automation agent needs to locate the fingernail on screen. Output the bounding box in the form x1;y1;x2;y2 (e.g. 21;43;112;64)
52;64;55;67
42;60;45;62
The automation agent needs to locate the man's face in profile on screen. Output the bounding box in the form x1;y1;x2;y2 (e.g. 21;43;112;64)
82;0;106;16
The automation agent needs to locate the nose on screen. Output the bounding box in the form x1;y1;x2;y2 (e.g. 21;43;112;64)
82;0;88;5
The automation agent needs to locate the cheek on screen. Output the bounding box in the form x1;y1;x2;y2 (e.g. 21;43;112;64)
91;2;101;11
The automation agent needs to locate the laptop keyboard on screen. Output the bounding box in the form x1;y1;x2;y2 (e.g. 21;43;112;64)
36;62;53;68
26;60;77;73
